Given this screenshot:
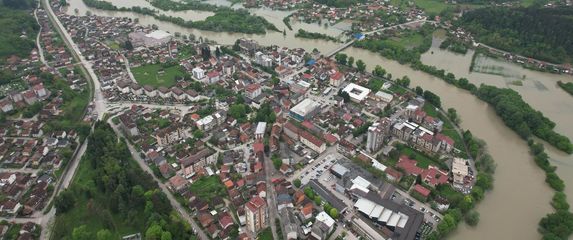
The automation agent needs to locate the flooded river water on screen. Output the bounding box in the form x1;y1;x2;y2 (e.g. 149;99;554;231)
64;0;573;238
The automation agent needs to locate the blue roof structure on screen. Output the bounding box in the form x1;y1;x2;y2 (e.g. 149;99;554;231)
353;33;365;40
306;59;316;66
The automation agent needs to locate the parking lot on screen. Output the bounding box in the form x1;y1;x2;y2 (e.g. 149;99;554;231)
298;153;339;185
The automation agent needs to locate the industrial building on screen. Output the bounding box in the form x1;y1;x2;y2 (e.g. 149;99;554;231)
289;98;321;121
353;193;424;240
128;30;172;47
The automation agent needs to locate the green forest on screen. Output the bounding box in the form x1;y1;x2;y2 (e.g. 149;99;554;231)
52;123;194;240
353;25;434;64
295;29;339;42
190;9;278;34
459;7;573;64
0;2;39;60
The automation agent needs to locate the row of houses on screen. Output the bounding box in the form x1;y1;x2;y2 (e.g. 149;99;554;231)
0;83;49;113
283;121;327;154
116;81;203;102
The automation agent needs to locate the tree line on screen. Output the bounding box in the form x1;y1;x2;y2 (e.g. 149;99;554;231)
475;85;572;153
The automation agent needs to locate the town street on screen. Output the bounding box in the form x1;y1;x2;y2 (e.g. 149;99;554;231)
263;154;280;240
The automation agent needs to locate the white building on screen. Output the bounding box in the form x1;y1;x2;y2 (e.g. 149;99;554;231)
342;83;371;102
289;98;321;121
451;158;469;186
366;123;384;153
315;211;336;232
196;115;215;131
374;91;394;103
192;67;205;80
255;122;267;140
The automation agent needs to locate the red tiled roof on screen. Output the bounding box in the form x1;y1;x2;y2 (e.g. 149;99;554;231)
342;113;352;122
414;184;431;197
284;121;300;134
299;130;324;148
219;214;234;229
301;203;313;216
190;113;201;120
421;133;434;141
330;71;343;80
396;155;423;176
224;180;234;189
384;167;402;180
301;120;314;130
436;133;454;146
207;71;220;78
253;142;264;153
246;196;266;212
323;134;338;144
421;166;449;186
245;83;260;93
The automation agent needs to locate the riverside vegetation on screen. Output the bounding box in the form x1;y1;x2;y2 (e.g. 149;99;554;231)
557;81;573;96
295;29;340;42
82;0;278;34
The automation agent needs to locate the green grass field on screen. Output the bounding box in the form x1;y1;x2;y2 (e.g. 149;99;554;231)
384;32;425;50
413;0;450;15
189;176;227;201
257;227;273;240
131;64;184;88
399;147;442;169
390;0;482;15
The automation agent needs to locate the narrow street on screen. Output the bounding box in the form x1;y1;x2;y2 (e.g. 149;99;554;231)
263;154;280;240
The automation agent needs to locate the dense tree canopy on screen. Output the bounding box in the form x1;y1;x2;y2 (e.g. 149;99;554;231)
52;123;194;239
0;5;39;60
459;7;573;63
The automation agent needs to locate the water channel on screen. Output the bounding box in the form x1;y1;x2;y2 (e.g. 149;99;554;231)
63;0;573;238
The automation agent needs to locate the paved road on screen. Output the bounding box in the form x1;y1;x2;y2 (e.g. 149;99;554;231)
33;3;48;67
263;154;280;240
108;117;209;240
363;19;431;35
42;0;106;119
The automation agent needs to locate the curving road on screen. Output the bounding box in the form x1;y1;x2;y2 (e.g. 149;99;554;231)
41;0;106;120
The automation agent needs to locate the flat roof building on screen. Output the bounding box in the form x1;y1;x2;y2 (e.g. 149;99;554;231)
255;122;267;140
289;98;321;121
353;193;423;240
452;158;469;186
330;164;349;178
342;83;371;102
